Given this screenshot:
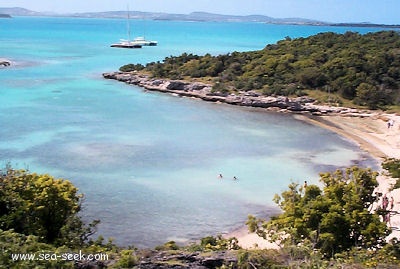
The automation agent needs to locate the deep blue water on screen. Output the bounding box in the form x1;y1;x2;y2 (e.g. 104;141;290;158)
0;17;382;247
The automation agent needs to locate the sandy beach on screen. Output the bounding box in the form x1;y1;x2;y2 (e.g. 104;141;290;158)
229;110;400;249
105;71;400;248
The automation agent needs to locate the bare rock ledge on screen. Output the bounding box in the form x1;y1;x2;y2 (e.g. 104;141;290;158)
103;71;371;116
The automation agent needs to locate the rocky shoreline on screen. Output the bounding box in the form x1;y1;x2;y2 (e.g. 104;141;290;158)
103;71;373;117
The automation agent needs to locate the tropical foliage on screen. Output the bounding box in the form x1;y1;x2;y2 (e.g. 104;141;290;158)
0;166;98;246
247;167;389;257
121;31;400;109
1;165;399;268
383;158;400;189
0;229;73;269
0;165;120;268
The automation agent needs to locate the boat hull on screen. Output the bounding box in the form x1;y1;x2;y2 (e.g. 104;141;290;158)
110;44;142;49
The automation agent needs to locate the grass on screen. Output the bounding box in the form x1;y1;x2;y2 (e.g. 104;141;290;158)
304;89;400;113
303;89;357;108
385;105;400;114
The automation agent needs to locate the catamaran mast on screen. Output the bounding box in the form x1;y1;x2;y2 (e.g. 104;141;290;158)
127;5;131;41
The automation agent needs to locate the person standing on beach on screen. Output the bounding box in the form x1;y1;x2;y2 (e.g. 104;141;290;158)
388;119;394;128
383;194;389;209
390;196;394;210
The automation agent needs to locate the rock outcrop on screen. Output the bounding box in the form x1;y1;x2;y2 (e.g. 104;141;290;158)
136;250;237;269
73;250;238;268
103;71;370;116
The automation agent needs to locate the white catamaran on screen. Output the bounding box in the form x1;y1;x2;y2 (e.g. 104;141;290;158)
111;7;157;49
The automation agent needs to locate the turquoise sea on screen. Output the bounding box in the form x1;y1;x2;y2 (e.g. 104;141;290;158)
0;17;383;247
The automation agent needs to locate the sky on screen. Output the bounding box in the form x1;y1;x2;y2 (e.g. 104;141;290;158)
1;0;399;24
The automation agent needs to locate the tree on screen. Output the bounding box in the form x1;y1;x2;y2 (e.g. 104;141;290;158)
0;167;98;246
382;158;400;189
355;82;384;109
296;67;327;88
247;167;388;257
119;63;144;72
124;31;400;108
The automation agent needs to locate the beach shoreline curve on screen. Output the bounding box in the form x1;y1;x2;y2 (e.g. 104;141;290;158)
103;71;400;248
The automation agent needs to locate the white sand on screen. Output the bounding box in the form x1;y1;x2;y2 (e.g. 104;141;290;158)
227;111;400;249
226;226;281;249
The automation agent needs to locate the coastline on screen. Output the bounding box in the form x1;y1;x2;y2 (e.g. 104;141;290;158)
297;113;400;161
295;113;400;240
103;71;400;248
103;71;362;114
227;112;400;249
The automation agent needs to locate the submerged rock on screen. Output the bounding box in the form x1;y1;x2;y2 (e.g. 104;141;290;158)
0;59;11;67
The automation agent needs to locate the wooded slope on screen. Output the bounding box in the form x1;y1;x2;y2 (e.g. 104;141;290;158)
122;31;400;109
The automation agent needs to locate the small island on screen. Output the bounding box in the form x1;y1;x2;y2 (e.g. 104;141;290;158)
0;13;11;18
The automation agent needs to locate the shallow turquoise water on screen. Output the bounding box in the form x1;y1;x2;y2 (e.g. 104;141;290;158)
0;17;381;247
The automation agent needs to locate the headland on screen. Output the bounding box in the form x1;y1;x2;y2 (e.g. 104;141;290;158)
103;71;366;115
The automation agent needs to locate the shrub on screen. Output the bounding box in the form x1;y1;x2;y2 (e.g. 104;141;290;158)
0;166;98;246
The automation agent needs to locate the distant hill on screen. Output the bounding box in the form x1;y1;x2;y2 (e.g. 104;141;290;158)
0;7;399;27
0;13;11;18
0;7;41;16
0;7;328;25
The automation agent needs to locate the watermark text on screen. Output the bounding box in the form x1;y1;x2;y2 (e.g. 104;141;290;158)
11;250;108;262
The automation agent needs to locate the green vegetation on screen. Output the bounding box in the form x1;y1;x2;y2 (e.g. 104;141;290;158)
119;63;145;72
383;158;400;189
1;164;400;268
247;167;389;257
0;165;141;268
0;229;74;269
121;31;400;109
0;165;98;247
